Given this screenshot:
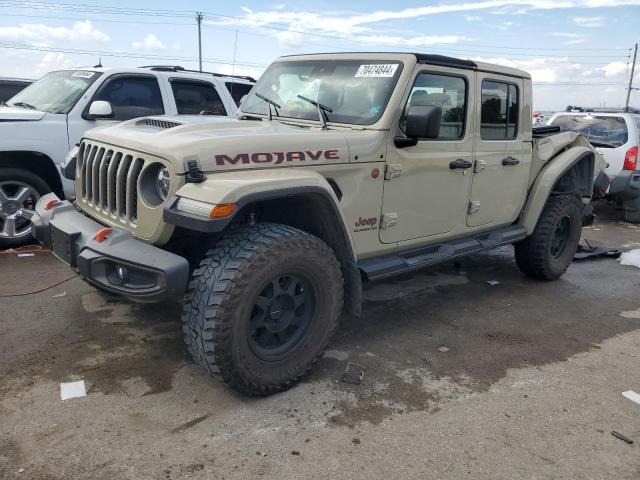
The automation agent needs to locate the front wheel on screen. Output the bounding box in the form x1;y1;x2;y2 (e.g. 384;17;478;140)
0;168;51;249
515;194;583;281
182;223;344;395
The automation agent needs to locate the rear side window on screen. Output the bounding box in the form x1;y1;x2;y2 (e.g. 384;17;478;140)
225;82;253;107
481;80;518;140
93;76;164;121
171;80;227;115
550;115;628;148
403;72;467;140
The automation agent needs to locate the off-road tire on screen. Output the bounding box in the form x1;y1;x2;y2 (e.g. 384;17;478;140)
515;194;582;281
182;223;344;396
0;168;51;249
623;208;640;224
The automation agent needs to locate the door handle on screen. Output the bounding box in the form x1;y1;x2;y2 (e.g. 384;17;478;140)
502;157;520;166
449;159;473;170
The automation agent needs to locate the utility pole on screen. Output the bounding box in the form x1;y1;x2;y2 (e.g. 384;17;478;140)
625;42;637;112
196;12;203;72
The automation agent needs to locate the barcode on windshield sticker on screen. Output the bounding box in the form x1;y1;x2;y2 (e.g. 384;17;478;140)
355;64;398;78
72;71;95;78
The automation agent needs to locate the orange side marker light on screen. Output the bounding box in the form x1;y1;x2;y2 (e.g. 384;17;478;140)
95;227;113;243
209;203;237;219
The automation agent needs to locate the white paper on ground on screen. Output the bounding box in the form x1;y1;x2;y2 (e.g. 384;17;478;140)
486;280;500;286
60;380;86;400
52;291;67;298
17;253;35;257
619;250;640;269
622;390;640;405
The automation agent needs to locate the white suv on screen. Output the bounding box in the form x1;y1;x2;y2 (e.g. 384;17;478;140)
0;66;255;247
547;107;640;222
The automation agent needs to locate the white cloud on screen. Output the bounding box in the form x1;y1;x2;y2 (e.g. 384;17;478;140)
602;61;629;77
241;6;253;14
0;20;110;44
464;15;483;21
132;34;165;51
36;52;73;73
276;25;305;49
572;16;605;27
547;32;587;44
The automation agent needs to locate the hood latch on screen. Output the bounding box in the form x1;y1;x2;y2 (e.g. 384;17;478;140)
185;160;206;183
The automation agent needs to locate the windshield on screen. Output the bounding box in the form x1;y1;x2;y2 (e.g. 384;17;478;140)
549;114;628;148
242;60;403;125
7;70;102;114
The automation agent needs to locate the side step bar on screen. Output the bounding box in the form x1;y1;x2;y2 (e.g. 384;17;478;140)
359;225;528;282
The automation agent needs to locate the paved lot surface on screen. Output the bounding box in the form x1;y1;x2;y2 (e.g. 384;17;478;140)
1;205;639;480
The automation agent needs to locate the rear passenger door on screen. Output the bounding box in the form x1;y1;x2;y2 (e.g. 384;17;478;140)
170;79;228;116
467;74;531;227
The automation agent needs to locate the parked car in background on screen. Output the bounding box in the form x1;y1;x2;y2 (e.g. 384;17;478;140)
0;77;33;103
0;65;255;247
546;107;640;222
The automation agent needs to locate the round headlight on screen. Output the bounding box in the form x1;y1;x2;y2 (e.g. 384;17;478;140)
140;163;171;207
155;167;170;201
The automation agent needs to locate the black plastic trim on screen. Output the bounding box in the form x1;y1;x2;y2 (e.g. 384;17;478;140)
359;225;528;282
31;193;189;302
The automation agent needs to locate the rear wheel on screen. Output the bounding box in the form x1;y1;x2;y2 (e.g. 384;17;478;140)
0;168;51;249
515;194;582;281
182;223;343;395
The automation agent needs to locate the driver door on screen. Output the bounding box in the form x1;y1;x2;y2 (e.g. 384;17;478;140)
380;67;475;244
66;74;167;147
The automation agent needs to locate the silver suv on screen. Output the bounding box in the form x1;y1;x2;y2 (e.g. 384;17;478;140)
547;107;640;222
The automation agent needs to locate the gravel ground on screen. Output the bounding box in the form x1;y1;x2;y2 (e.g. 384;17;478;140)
1;205;639;480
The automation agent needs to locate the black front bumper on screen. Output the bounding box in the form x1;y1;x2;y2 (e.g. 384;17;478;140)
31;193;189;303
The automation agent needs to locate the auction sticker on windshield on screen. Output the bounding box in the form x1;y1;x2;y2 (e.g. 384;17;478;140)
72;71;95;78
355;64;398;78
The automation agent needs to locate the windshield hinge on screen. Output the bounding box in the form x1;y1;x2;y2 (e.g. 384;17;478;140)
185;160;206;183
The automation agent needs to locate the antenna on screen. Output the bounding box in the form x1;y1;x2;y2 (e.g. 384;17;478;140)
94;57;102;68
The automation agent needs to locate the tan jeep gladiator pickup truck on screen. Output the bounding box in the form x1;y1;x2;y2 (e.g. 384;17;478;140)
30;53;602;395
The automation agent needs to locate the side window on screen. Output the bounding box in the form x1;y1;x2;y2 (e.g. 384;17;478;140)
171;80;227;116
225;82;254;107
480;80;519;140
403;72;467;140
92;76;164;121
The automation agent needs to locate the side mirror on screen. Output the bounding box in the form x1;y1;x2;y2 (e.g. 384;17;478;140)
87;100;113;120
405;105;442;139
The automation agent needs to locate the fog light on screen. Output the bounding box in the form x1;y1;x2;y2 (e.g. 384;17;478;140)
112;264;128;285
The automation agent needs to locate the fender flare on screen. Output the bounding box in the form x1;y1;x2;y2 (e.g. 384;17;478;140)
519;147;594;233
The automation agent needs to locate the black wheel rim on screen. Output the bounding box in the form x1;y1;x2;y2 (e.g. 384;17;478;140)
248;273;316;362
550;215;571;259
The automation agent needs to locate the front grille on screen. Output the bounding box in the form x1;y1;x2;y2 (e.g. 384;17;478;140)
77;141;147;226
136;118;182;129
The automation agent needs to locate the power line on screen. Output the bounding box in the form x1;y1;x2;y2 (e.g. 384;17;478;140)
0;11;194;26
0;42;268;67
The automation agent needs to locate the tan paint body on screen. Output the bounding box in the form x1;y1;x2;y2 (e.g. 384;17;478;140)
76;53;602;260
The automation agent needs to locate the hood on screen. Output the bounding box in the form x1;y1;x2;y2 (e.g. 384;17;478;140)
86;115;354;173
0;105;47;121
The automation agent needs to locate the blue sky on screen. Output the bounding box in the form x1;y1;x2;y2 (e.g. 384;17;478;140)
1;0;639;110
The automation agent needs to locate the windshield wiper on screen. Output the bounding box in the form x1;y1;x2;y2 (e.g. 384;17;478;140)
255;92;281;121
10;101;38;110
297;95;332;129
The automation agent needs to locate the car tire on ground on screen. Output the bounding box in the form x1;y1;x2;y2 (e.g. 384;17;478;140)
0;168;51;249
182;222;344;396
515;194;583;281
623;208;640;224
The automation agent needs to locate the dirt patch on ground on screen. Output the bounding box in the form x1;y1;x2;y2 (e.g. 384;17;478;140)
0;291;187;399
